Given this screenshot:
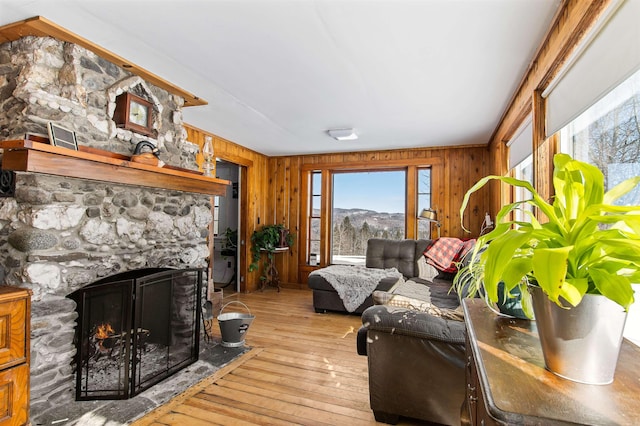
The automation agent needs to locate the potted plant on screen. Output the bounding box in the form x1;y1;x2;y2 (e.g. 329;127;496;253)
459;153;640;384
249;224;294;280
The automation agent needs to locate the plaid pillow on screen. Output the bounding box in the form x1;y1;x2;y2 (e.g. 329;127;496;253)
424;238;465;272
459;239;476;259
424;238;476;273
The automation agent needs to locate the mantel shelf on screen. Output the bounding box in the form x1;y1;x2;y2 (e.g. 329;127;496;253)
0;140;229;196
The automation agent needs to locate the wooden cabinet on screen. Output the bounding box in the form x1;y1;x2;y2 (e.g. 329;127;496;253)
463;298;640;425
0;286;31;426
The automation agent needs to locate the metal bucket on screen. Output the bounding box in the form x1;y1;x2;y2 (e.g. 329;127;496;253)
218;301;255;347
530;285;628;384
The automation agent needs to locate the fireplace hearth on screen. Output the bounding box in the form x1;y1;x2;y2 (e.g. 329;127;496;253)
70;268;203;400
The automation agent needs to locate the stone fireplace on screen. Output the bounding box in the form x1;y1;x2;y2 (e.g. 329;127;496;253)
0;34;221;421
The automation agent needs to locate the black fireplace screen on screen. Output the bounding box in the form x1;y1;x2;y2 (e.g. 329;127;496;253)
71;268;202;400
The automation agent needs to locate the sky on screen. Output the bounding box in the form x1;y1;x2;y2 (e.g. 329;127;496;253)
333;171;406;214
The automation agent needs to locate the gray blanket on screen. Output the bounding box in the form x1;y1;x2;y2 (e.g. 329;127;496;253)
310;265;403;312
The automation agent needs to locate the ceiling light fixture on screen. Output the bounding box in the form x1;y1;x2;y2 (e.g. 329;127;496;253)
327;128;358;141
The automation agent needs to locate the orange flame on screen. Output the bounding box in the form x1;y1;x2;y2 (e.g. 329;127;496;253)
95;323;115;340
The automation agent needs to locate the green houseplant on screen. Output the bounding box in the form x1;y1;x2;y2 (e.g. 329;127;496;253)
459;153;640;384
249;224;294;280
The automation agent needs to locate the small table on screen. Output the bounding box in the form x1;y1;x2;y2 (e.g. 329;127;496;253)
462;298;640;425
259;247;288;292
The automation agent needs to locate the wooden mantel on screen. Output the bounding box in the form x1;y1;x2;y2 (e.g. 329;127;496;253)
0;140;229;196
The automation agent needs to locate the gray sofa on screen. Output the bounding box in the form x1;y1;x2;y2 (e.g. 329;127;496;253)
308;238;438;313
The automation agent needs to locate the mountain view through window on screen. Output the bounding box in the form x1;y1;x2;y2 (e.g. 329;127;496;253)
331;171;406;265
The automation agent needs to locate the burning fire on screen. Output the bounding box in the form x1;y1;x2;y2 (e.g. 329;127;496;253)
94;323;115;340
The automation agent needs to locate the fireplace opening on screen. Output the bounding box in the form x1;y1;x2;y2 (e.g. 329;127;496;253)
70;268;203;400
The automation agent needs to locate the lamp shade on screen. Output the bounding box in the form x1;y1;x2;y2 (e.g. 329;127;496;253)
419;208;437;221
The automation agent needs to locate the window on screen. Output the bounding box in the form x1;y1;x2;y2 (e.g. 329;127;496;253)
558;67;640;346
560;67;640;205
417;168;434;239
331;170;406;265
213;196;219;236
544;0;640;138
511;155;534;224
308;171;322;264
507;115;534;224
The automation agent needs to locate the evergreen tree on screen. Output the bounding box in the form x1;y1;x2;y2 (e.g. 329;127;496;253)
341;216;356;254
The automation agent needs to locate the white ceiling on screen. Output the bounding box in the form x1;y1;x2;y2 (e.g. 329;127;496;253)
0;0;560;156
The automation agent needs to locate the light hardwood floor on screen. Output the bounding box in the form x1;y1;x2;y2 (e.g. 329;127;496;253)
132;288;430;425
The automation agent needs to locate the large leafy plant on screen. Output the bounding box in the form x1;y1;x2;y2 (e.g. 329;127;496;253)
460;153;640;314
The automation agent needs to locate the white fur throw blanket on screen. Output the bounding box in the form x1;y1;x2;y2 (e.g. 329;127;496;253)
311;265;403;312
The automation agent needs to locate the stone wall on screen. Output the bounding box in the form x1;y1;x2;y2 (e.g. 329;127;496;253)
0;36;199;169
1;174;212;301
0;36;212;421
0;173;212;416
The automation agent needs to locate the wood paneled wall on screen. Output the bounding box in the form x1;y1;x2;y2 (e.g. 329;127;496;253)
269;145;491;287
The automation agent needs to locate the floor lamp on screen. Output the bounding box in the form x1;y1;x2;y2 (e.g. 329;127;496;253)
418;208;441;238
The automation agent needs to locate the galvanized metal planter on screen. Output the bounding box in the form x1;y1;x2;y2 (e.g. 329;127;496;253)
530;285;628;385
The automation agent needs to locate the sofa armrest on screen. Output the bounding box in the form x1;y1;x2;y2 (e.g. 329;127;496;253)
360;304;467;425
360;304;466;344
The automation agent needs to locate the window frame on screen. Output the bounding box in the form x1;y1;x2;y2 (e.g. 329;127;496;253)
307;170;322;265
300;158;443;268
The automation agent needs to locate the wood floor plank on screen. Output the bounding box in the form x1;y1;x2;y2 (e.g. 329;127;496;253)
172;403;261;426
201;383;370;426
133;288;426;425
256;349;368;376
226;369;371;408
185;396;297;426
238;358;369;392
153;412;219;426
194;390;336;426
214;376;373;421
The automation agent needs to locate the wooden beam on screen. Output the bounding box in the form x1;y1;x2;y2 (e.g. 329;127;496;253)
0;16;206;107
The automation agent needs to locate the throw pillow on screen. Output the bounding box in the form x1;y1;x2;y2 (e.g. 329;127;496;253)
417;255;439;280
424;237;465;272
459;239;476;260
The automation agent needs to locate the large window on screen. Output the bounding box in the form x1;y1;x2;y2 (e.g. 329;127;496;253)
331;170;406;265
558;67;640;345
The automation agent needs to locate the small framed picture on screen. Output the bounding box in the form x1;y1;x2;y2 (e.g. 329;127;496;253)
47;122;78;151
